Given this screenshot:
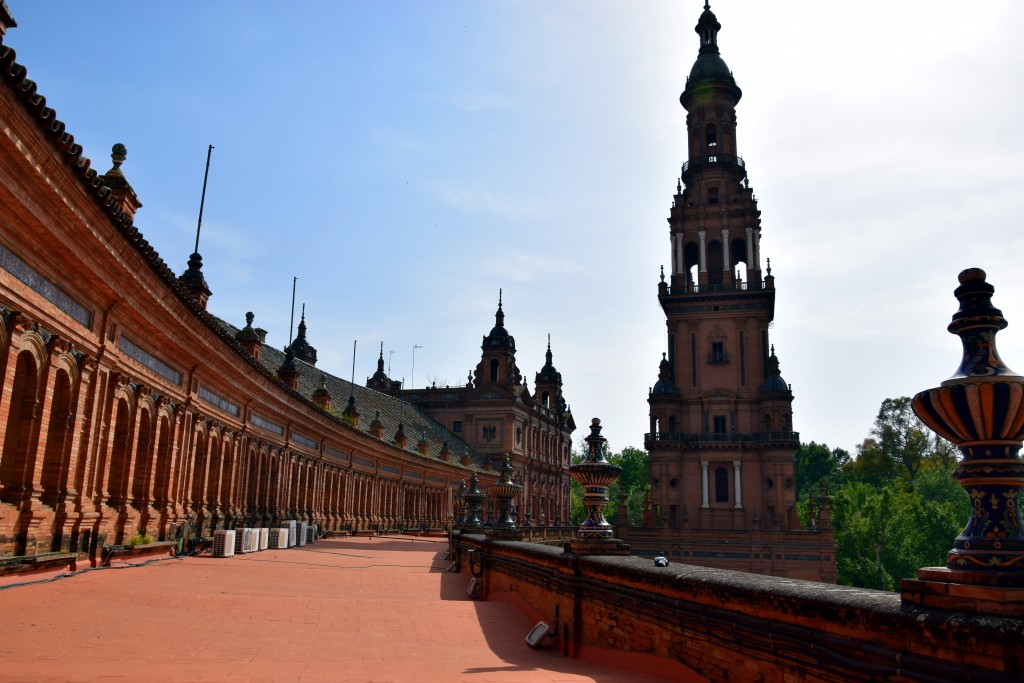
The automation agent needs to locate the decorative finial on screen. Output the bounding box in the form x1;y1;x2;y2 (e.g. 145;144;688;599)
245;311;254;326
705;0;710;10
676;178;682;194
660;265;665;283
766;257;772;276
110;143;127;171
771;344;775;356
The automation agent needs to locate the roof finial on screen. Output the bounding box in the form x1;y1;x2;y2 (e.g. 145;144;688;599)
660;265;665;283
766;257;772;276
771;344;776;356
495;288;505;328
705;1;710;10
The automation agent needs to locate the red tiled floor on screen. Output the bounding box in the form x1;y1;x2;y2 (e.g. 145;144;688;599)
0;536;670;682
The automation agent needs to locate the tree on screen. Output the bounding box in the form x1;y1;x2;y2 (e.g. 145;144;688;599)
794;441;850;500
870;397;931;482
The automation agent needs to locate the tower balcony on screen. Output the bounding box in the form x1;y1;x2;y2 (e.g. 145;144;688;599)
644;431;800;448
663;279;768;295
681;154;745;182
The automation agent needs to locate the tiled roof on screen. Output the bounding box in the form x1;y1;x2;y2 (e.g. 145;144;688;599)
216;317;487;471
0;37;485;475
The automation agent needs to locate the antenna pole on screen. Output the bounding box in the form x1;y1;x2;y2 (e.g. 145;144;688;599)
412;344;422;389
194;144;214;254
288;276;297;345
350;340;357;398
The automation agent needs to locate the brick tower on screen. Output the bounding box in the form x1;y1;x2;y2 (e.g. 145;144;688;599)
622;3;835;582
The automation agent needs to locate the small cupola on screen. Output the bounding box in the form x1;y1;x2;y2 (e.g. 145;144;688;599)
285;304;318;365
761;345;790;394
652;352;679;396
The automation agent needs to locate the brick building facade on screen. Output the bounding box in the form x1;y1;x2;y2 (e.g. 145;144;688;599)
0;11;569;563
390;298;576;526
620;3;836;582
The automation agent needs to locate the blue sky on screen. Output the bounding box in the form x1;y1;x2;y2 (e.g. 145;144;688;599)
6;1;1024;454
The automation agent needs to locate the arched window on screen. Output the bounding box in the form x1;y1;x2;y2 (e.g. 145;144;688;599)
542;391;550;407
684;242;700;285
714;467;729;503
706;240;724;284
489;358;499;382
706;123;718;148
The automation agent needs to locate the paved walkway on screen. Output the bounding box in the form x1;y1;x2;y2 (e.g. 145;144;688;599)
0;536;668;682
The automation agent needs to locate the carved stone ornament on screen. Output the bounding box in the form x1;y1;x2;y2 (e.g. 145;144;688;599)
569;418;622;539
912;269;1024;571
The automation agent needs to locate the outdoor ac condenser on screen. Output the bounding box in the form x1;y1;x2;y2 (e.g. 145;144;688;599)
269;527;288;549
212;530;235;558
287;520;297;547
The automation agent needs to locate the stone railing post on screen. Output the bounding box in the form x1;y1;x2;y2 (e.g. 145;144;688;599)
903;268;1024;616
565;418;630;556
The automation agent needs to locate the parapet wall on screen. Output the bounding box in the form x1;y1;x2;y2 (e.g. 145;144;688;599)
455;534;1023;682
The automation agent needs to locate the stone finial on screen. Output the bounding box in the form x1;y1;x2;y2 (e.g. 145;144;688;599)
180;251;212;310
369;411;384;439
312;374;331;410
102;142;142;220
236;311;263;360
487;454;522;533
568;418;622;539
393;423;407;449
912;268;1024;574
277;349;298;390
461;473;486;530
342;394;360;427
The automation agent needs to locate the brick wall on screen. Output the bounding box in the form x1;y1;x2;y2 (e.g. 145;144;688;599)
456;534;1023;681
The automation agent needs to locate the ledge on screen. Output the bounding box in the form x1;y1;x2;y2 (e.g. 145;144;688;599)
0;551;82;576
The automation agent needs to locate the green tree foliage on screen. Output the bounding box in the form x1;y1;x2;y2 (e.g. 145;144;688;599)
823;396;968;590
830;470;969;590
794;441;850;500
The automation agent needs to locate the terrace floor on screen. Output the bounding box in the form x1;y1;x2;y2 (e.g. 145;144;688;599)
0;536;669;682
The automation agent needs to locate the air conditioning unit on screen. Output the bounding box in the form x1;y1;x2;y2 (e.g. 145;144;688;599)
269;527;289;549
234;527;247;554
245;528;260;553
212;530;235;558
297;522;308;547
258;528;269;551
287;520;298;547
305;524;316;544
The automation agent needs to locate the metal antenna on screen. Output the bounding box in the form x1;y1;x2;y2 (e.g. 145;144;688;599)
350;340;357;399
388;350;395;376
288;277;297;346
194;145;214;254
412;344;422;389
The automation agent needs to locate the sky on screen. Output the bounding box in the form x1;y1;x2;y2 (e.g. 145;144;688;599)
5;1;1024;455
